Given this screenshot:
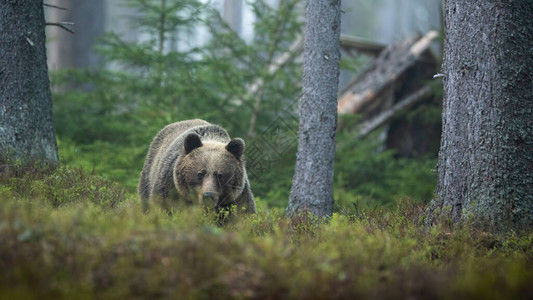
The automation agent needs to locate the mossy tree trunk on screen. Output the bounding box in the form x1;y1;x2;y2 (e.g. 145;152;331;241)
427;0;533;232
288;0;341;217
0;0;59;164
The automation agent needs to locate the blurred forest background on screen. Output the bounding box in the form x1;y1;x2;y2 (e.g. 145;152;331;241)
45;0;443;209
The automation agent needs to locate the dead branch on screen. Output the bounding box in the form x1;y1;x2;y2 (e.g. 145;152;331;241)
45;22;75;34
43;3;67;10
247;36;304;137
358;86;432;137
247;36;303;96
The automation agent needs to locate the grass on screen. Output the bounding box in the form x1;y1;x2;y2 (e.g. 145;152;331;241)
1;166;532;299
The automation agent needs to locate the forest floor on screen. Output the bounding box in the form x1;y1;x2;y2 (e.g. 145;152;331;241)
1;166;532;299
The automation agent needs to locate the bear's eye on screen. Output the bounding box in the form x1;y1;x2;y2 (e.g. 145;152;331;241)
214;172;223;182
197;170;206;180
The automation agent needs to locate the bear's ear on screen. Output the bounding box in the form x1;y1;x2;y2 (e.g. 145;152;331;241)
184;133;203;154
226;138;245;160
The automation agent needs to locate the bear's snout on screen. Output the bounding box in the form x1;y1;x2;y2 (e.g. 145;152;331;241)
203;192;217;203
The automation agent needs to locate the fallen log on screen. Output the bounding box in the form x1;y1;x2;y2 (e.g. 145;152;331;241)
338;31;439;115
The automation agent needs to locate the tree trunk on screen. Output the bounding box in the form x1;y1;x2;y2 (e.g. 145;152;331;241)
288;0;341;217
47;0;106;70
427;0;533;232
0;0;59;164
223;0;242;36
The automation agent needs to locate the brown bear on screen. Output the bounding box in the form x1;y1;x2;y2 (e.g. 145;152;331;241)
138;119;256;215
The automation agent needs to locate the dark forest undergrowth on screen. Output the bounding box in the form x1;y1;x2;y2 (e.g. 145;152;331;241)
1;166;532;299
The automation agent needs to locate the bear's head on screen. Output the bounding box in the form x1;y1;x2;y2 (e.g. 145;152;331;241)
174;133;245;211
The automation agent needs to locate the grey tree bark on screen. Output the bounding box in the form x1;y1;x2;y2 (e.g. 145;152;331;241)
0;0;59;164
426;0;533;232
287;0;341;217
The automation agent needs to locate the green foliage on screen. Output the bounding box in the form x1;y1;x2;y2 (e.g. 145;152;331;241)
232;121;437;209
1;170;532;298
334;120;437;210
1;163;126;209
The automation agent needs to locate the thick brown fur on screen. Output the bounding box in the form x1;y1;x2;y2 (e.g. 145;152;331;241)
138;119;256;214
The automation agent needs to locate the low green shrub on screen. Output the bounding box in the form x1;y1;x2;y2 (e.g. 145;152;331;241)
1;165;126;209
1;169;532;299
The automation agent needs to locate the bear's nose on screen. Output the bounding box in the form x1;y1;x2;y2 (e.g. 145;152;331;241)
203;192;216;203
